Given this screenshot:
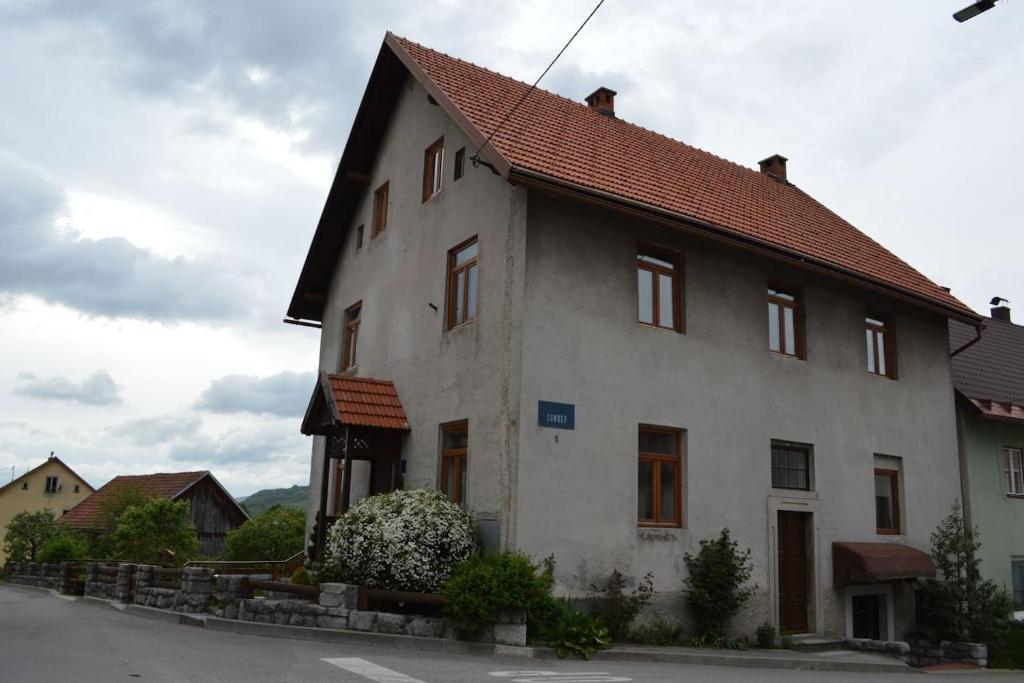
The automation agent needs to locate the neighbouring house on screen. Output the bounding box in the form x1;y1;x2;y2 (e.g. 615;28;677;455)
950;301;1024;617
61;471;248;557
0;454;94;564
289;33;981;641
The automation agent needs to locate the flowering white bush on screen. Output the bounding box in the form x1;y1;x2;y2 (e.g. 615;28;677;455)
323;488;479;593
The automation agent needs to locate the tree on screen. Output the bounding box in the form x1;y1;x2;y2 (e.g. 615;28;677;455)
222;505;305;561
683;528;756;639
112;498;199;566
916;501;1014;643
89;485;158;558
38;531;89;564
3;510;61;563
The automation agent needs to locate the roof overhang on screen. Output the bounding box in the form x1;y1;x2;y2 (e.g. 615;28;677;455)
301;372;411;436
832;542;935;588
962;395;1024;424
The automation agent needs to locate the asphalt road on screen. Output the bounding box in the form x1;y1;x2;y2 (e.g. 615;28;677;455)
0;585;1019;683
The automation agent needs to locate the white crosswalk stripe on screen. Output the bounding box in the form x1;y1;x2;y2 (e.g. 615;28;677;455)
323;657;427;682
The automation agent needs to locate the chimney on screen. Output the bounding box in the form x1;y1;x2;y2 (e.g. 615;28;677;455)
585;87;616;116
991;296;1011;322
759;154;788;181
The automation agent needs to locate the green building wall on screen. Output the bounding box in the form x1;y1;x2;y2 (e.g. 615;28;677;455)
958;395;1024;598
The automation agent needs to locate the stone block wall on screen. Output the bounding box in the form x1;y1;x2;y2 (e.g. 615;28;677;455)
909;640;988;668
4;562;62;590
84;563;118;599
844;638;911;662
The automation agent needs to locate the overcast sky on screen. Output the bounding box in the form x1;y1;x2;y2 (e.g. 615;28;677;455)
1;1;1020;497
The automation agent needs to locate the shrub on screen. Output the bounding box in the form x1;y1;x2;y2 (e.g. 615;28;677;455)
629;617;682;646
756;622;776;649
589;569;654;641
37;532;89;564
544;605;611;660
990;622;1024;670
443;552;555;634
323;489;478;593
223;505;305;561
113;498;200;565
915;501;1014;644
683;528;756;639
290;566;313;586
3;510;61;562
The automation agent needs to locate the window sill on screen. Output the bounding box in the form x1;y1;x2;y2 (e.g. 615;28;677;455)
769;350;805;361
876;529;903;536
422;189;443;204
339;365;359;377
1006;493;1024;499
867;372;898;381
637;322;683;334
445;319;476;334
638;521;682;529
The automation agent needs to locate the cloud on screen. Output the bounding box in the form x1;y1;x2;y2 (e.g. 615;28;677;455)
168;424;301;465
110;413;203;446
14;370;123;406
195;370;315;417
0;151;247;321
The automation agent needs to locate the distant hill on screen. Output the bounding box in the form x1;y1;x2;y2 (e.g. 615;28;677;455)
239;485;308;516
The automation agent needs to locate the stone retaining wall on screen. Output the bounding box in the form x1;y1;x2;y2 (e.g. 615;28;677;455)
4;562;62;590
844;638;911;663
908;640;987;668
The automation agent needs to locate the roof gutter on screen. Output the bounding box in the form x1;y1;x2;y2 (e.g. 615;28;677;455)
507;167;981;325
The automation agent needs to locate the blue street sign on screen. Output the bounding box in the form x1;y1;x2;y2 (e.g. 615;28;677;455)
538;401;575;430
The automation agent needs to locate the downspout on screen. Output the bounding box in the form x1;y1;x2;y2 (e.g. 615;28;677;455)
950;322;983;357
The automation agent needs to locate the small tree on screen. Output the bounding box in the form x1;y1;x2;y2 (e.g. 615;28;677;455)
916;501;1014;643
91;486;157;558
3;510;61;563
222;505;305;561
684;528;756;639
589;569;655;641
112;499;199;566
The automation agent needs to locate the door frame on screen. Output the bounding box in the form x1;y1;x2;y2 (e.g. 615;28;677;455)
845;584;894;641
767;492;824;635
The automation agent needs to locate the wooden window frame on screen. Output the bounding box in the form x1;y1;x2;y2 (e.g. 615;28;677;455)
638;425;683;528
865;313;897;379
771;441;813;491
422;137;444;202
636;243;684;333
874;468;902;535
768;283;804;359
1004;447;1024;497
341;301;361;372
445;236;478;330
44;476;58;494
440;421;468;506
454;147;465;181
371;181;389;237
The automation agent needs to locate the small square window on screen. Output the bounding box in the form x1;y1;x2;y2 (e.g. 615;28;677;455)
45;476;58;493
454;147;465;181
771;441;812;490
372;182;389;237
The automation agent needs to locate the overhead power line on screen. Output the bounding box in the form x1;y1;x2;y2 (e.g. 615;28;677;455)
472;0;607;166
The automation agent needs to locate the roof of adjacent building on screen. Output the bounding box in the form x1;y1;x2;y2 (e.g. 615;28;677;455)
0;455;95;497
288;33;977;323
950;315;1024;408
60;471;211;530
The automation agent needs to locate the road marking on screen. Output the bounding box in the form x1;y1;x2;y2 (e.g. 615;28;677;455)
323;657;426;682
489;672;631;682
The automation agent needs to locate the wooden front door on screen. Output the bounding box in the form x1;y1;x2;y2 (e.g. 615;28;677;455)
778;510;809;633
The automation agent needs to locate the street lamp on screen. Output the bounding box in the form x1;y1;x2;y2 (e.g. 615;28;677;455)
953;0;997;22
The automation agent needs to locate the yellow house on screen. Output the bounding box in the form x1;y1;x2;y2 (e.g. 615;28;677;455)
0;455;94;565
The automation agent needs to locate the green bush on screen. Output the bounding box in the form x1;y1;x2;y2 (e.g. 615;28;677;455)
3;510;61;562
915;502;1014;644
756;622;776;649
291;566;313;586
543;604;611;660
37;532;89;564
990;622;1024;669
223;505;305;561
683;528;755;639
629;617;682;646
685;633;750;650
442;552;555;634
113;498;200;565
589;569;654;641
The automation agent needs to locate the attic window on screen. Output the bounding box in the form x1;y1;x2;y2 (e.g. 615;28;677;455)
454;147;465;181
356;224;364;250
21;482;27;490
372;182;389;237
423;137;444;202
45;476;58;493
74;484;80;493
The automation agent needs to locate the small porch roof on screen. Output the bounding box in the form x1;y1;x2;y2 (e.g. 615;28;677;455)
832;542;935;588
965;397;1024;424
301;372;411;435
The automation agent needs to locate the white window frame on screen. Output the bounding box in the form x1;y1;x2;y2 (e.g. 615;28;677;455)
1005;447;1024;496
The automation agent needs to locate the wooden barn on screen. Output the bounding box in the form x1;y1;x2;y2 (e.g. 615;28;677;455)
60;471;248;557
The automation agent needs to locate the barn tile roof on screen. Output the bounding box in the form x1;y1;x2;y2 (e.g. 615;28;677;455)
326;375;410;431
950;316;1024;412
60;471;209;530
391;35;973;318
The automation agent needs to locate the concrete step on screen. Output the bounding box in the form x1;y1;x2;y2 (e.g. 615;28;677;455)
788;635;846;652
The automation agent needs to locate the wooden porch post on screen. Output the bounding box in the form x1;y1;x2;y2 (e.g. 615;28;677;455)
315;433;332;558
340;426;353;513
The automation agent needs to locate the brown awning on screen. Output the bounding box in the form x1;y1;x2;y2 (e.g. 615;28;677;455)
832;542;935;588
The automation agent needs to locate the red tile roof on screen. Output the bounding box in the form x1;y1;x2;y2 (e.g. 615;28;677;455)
60;471;209;530
391;35;973;318
327;375;410;431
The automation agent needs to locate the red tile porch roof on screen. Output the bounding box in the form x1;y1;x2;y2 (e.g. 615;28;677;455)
327;375;411;431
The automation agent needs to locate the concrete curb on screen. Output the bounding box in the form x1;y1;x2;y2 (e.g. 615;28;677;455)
537;646;915;674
